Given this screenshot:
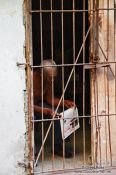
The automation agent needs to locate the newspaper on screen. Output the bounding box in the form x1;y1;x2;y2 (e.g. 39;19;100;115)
60;107;80;139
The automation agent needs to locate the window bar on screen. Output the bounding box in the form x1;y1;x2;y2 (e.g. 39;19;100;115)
40;0;44;171
90;0;95;166
93;0;102;166
113;4;116;168
93;1;101;164
82;0;86;166
33;113;116;123
96;68;102;166
30;0;35;167
93;68;98;167
72;0;76;169
30;8;116;14
61;0;65;169
96;0;102;166
104;64;108;165
106;0;113;166
32;61;116;69
50;0;55;171
91;0;97;166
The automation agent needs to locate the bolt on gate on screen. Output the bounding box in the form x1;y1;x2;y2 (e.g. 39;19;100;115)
24;0;116;174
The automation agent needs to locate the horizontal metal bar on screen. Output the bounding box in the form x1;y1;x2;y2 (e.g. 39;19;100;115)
30;8;116;13
30;9;90;13
17;61;116;69
32;113;116;123
84;63;109;69
32;61;116;68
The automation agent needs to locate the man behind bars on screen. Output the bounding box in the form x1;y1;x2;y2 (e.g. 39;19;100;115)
33;59;75;158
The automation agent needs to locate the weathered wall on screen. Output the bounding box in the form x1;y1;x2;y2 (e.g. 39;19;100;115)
91;0;116;166
0;0;26;174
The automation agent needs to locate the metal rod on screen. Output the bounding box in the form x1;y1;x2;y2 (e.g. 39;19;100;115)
82;0;86;166
40;0;44;171
106;0;112;166
17;61;116;68
50;0;55;170
30;8;116;13
32;113;116;123
95;0;102;166
72;0;76;168
61;0;65;168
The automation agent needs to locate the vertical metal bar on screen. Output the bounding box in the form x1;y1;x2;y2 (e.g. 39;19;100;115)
92;0;98;166
106;0;113;166
25;0;34;173
114;1;116;148
61;0;65;169
40;0;44;171
93;0;102;166
96;72;102;166
29;0;35;168
104;69;108;165
94;69;98;166
90;0;95;166
72;0;76;169
50;0;55;171
95;0;102;166
82;0;86;166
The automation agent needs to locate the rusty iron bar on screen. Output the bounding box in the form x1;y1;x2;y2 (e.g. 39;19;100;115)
61;0;65;168
106;0;112;166
72;0;76;168
24;0;33;174
82;0;86;166
40;0;44;171
16;61;116;68
30;8;116;13
115;0;116;161
50;0;55;170
31;113;116;123
92;0;98;166
95;0;102;166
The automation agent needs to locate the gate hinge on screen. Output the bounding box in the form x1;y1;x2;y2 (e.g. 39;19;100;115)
84;63;115;78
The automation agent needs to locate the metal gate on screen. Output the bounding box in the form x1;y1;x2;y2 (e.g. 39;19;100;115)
24;0;116;174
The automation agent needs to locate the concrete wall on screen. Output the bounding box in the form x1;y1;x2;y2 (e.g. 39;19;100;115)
0;0;26;174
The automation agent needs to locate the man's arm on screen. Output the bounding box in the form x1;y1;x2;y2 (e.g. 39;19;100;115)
45;88;76;108
34;105;59;118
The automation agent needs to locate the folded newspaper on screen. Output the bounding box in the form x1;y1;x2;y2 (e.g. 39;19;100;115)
60;107;80;139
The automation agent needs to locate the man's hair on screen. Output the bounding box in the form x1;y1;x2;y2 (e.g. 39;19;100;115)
40;59;57;75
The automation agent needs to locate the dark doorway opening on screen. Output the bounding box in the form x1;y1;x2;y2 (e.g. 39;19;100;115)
32;0;91;171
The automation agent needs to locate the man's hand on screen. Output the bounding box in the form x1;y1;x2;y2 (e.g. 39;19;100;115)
64;100;76;108
43;108;61;118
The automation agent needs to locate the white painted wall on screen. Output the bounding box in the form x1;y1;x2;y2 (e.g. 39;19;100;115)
0;0;26;174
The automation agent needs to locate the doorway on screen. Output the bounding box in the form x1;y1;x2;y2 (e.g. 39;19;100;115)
31;0;91;173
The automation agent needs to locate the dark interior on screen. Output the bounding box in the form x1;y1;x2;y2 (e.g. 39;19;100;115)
32;0;90;116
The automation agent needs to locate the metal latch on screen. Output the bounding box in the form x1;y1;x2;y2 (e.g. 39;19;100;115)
84;63;115;78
